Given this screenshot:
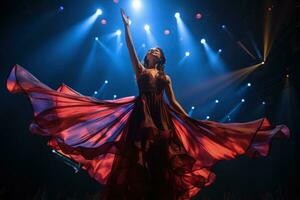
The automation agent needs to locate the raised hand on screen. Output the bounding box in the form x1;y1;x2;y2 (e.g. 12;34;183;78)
121;8;144;76
120;8;130;26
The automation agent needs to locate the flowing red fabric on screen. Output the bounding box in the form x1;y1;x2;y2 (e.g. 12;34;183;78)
7;65;290;200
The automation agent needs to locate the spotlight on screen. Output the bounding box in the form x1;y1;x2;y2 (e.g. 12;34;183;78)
221;25;226;29
286;74;289;78
116;30;122;36
142;43;146;48
261;61;265;64
206;115;210;120
113;94;117;99
144;24;150;31
247;83;251;87
104;80;108;84
191;106;195;110
95;37;99;41
96;9;103;16
175;12;180;18
262;101;266;105
241;98;245;102
185;51;190;57
120;42;123;46
101;19;107;25
200;39;206;44
132;0;142;10
195;13;202;19
164;29;170;35
94;91;98;95
218;49;222;53
215;99;219;103
59;6;64;11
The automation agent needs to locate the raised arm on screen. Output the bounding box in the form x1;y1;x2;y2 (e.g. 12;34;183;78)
120;9;144;77
164;75;189;117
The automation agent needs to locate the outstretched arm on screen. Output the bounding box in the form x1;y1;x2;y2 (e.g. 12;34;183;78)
120;9;144;77
164;75;189;117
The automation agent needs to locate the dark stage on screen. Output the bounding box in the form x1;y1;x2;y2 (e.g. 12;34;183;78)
0;0;299;199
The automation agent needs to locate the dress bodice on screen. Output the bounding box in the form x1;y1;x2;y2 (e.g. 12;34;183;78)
137;70;168;95
136;69;171;131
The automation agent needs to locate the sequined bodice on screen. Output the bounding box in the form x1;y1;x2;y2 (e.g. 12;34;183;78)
137;70;167;95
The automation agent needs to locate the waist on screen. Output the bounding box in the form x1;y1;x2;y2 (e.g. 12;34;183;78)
139;90;163;96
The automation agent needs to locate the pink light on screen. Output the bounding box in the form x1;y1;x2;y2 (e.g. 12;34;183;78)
164;29;170;35
101;19;107;25
196;13;202;20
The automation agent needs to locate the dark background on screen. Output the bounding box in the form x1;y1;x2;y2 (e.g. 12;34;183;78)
0;0;299;199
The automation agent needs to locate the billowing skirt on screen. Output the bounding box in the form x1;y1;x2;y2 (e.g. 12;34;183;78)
6;65;290;200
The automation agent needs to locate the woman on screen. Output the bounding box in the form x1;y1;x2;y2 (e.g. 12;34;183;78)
6;8;290;200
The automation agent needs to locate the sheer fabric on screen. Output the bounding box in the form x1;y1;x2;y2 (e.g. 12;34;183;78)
7;65;290;200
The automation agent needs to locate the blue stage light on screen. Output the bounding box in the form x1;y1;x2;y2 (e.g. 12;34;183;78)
191;106;195;110
116;30;122;36
241;98;245;102
247;83;251;87
175;12;180;18
132;0;142;10
96;9;103;16
95;37;99;41
142;43;146;48
59;6;64;11
206;116;210;119
222;25;226;29
144;24;150;31
185;51;190;56
113;94;117;99
94;91;98;95
104;80;108;84
215;99;219;103
262;101;266;105
218;49;222;53
200;38;206;44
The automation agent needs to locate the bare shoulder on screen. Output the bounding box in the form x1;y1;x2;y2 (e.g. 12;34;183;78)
164;74;171;84
136;63;146;79
138;63;146;73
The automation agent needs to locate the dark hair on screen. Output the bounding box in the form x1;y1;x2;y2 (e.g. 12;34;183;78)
143;47;166;75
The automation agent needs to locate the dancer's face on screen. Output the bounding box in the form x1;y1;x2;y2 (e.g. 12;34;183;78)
146;48;161;62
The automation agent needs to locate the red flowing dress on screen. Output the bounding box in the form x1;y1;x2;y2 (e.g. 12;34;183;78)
7;65;290;200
